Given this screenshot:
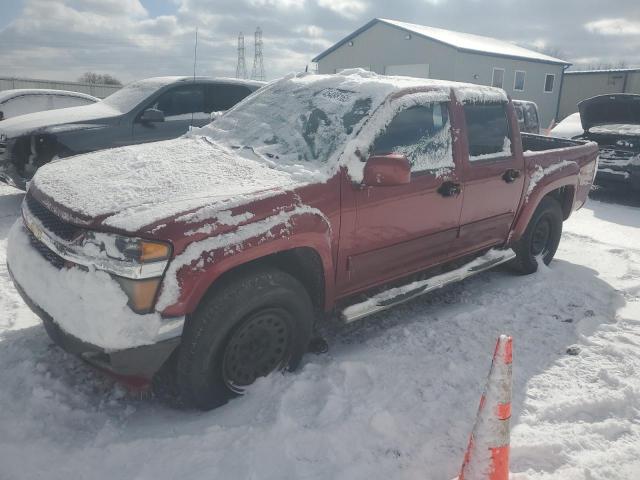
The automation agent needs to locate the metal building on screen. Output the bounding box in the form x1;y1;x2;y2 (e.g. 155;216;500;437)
313;18;569;127
557;68;640;120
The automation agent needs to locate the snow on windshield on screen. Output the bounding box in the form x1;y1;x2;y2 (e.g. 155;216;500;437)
101;77;177;112
195;70;506;182
196;74;379;180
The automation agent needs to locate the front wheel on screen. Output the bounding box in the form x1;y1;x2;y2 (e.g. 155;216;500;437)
511;196;563;274
173;267;314;410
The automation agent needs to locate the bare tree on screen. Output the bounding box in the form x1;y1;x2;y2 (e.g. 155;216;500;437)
78;72;122;85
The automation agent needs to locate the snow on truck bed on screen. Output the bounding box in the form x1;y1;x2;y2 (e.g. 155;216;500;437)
2;183;640;479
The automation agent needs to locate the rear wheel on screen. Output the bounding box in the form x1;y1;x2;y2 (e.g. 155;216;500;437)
512;196;563;274
174;267;314;410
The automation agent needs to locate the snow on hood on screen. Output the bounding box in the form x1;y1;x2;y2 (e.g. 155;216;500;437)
30;136;304;232
0;101;120;138
551;112;583;139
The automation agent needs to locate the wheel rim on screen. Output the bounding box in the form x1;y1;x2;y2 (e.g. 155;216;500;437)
531;216;552;256
222;307;292;392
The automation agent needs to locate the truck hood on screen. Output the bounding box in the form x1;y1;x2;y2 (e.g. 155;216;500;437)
0;102;121;138
29;136;305;232
578;94;640;133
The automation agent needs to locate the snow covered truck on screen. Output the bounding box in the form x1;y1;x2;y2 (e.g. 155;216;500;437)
7;70;599;409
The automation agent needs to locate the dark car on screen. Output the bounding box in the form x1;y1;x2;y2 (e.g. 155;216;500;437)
552;94;640;190
0;76;264;189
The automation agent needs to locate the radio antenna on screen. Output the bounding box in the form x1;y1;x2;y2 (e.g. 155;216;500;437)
191;26;199;127
193;27;199;81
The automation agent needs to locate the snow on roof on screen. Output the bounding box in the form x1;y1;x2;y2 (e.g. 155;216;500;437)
0;89;99;103
565;67;640;74
313;18;570;66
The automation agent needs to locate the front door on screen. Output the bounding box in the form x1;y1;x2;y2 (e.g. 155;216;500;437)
339;101;464;294
132;84;207;144
455;102;525;255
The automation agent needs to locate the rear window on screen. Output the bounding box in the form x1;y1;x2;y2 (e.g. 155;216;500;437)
463;103;511;160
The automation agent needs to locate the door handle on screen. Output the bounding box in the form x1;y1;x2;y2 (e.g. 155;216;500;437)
438;181;462;197
502;169;521;183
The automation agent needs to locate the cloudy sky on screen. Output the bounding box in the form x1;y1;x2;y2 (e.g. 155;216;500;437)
1;0;639;84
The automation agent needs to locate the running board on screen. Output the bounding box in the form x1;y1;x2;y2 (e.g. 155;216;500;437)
340;248;516;323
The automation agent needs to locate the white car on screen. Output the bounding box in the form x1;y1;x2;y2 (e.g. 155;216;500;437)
0;89;99;121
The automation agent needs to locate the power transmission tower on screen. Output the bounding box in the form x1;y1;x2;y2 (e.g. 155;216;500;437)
251;27;265;81
236;32;247;79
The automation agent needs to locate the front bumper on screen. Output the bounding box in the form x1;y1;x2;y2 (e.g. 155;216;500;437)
9;266;179;380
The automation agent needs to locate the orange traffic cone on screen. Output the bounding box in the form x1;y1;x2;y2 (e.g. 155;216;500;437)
459;335;513;480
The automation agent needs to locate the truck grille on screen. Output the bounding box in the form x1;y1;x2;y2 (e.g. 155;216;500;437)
25;194;82;241
27;230;65;269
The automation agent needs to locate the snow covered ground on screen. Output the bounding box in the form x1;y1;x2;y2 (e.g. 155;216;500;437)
0;182;639;480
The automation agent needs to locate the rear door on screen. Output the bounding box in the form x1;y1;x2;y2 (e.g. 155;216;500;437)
132;84;206;143
454;102;525;256
339;101;464;294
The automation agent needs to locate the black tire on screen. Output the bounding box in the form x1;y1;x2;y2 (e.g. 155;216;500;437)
511;196;563;274
175;267;314;410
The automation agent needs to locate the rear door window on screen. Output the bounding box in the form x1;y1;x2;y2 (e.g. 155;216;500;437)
372;103;453;173
206;84;253;112
463;103;512;160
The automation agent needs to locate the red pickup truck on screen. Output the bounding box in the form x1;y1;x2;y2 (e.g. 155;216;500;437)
7;70;598;409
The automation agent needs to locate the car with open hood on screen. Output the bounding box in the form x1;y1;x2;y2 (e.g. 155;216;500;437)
0;76;264;189
552;94;640;190
7;70;598;410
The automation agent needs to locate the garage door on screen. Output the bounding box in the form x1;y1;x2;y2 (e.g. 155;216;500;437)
385;63;430;79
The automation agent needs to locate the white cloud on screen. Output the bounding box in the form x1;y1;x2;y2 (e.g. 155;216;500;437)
585;18;640;36
317;0;368;19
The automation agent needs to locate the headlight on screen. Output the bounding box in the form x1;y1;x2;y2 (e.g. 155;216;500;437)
112;276;163;314
80;231;171;265
79;232;171;313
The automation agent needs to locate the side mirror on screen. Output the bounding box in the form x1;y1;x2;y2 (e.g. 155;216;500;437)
362;154;411;186
140;108;165;123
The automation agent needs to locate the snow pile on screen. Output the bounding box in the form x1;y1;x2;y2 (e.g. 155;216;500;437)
1;183;640;479
31;136;303;232
6;221;182;349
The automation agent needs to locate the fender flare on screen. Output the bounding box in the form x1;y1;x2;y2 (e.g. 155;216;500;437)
158;208;335;317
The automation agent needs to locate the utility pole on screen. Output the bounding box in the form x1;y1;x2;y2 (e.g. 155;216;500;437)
235;32;247;79
251;27;265;81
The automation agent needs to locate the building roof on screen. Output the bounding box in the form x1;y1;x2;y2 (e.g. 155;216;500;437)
312;18;570;66
565;67;640;75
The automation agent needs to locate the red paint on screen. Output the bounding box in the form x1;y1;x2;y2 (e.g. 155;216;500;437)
28;92;598;321
362;154;411;186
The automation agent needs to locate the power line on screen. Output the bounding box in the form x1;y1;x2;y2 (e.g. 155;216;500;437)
236;31;247;79
251;27;265;81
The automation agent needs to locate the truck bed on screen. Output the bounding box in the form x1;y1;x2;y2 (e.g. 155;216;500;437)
521;133;586;152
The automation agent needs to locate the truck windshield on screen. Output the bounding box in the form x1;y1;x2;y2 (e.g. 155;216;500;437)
101;78;175;113
202;79;375;166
